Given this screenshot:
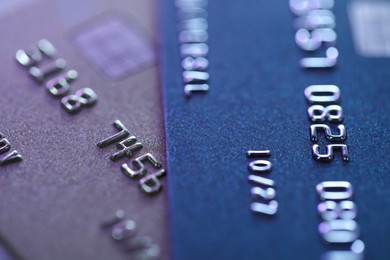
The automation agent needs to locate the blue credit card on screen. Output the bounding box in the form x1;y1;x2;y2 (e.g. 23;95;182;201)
160;0;390;259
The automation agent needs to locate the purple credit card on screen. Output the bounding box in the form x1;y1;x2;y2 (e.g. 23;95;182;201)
0;0;168;259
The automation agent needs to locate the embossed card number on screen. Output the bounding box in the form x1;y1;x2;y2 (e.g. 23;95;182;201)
246;150;278;216
98;120;166;194
304;85;349;162
316;181;365;258
175;0;210;96
290;0;339;68
16;39;98;114
101;210;161;259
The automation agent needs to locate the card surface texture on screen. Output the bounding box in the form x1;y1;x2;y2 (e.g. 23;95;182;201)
160;0;390;259
0;0;168;259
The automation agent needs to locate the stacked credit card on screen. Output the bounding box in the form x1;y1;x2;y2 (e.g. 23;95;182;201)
1;0;389;259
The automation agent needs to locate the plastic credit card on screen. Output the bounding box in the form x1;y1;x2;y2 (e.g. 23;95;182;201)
0;0;168;259
160;0;390;259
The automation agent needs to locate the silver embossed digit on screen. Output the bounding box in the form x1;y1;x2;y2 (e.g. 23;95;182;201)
121;153;162;179
308;104;343;122
319;219;359;243
312;144;349;162
16;39;57;67
61;88;97;114
304;84;340;103
139;169;166;194
310;124;346;142
316;181;353;201
300;47;338;69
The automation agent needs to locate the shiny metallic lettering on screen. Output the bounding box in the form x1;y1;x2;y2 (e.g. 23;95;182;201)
318;200;357;221
97;120;130;148
139;168;166;194
111;219;136;241
295;28;336;51
16;39;57;67
291;1;339;68
179;30;208;43
304;85;340;103
183;70;209;83
316;181;364;257
303;84;349;162
289;0;334;16
0;136;11;154
295;9;336;30
312;144;349;162
248;160;272;173
29;58;66;83
251;186;276;200
110;137;143;161
0;150;23;166
180;43;209;57
184;84;209;96
316;181;353;201
248;175;275;187
46;70;78;97
101;210;125;228
176;0;210;95
308;104;343;122
182;56;209;70
310;124;346;142
121;153;162;179
250;200;278;216
17;39;98;114
102;211;161;259
319;219;359;243
300;46;338;69
246;150;277;215
98;121;166;195
0;133;22;166
247;150;271;157
61;88;97;114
